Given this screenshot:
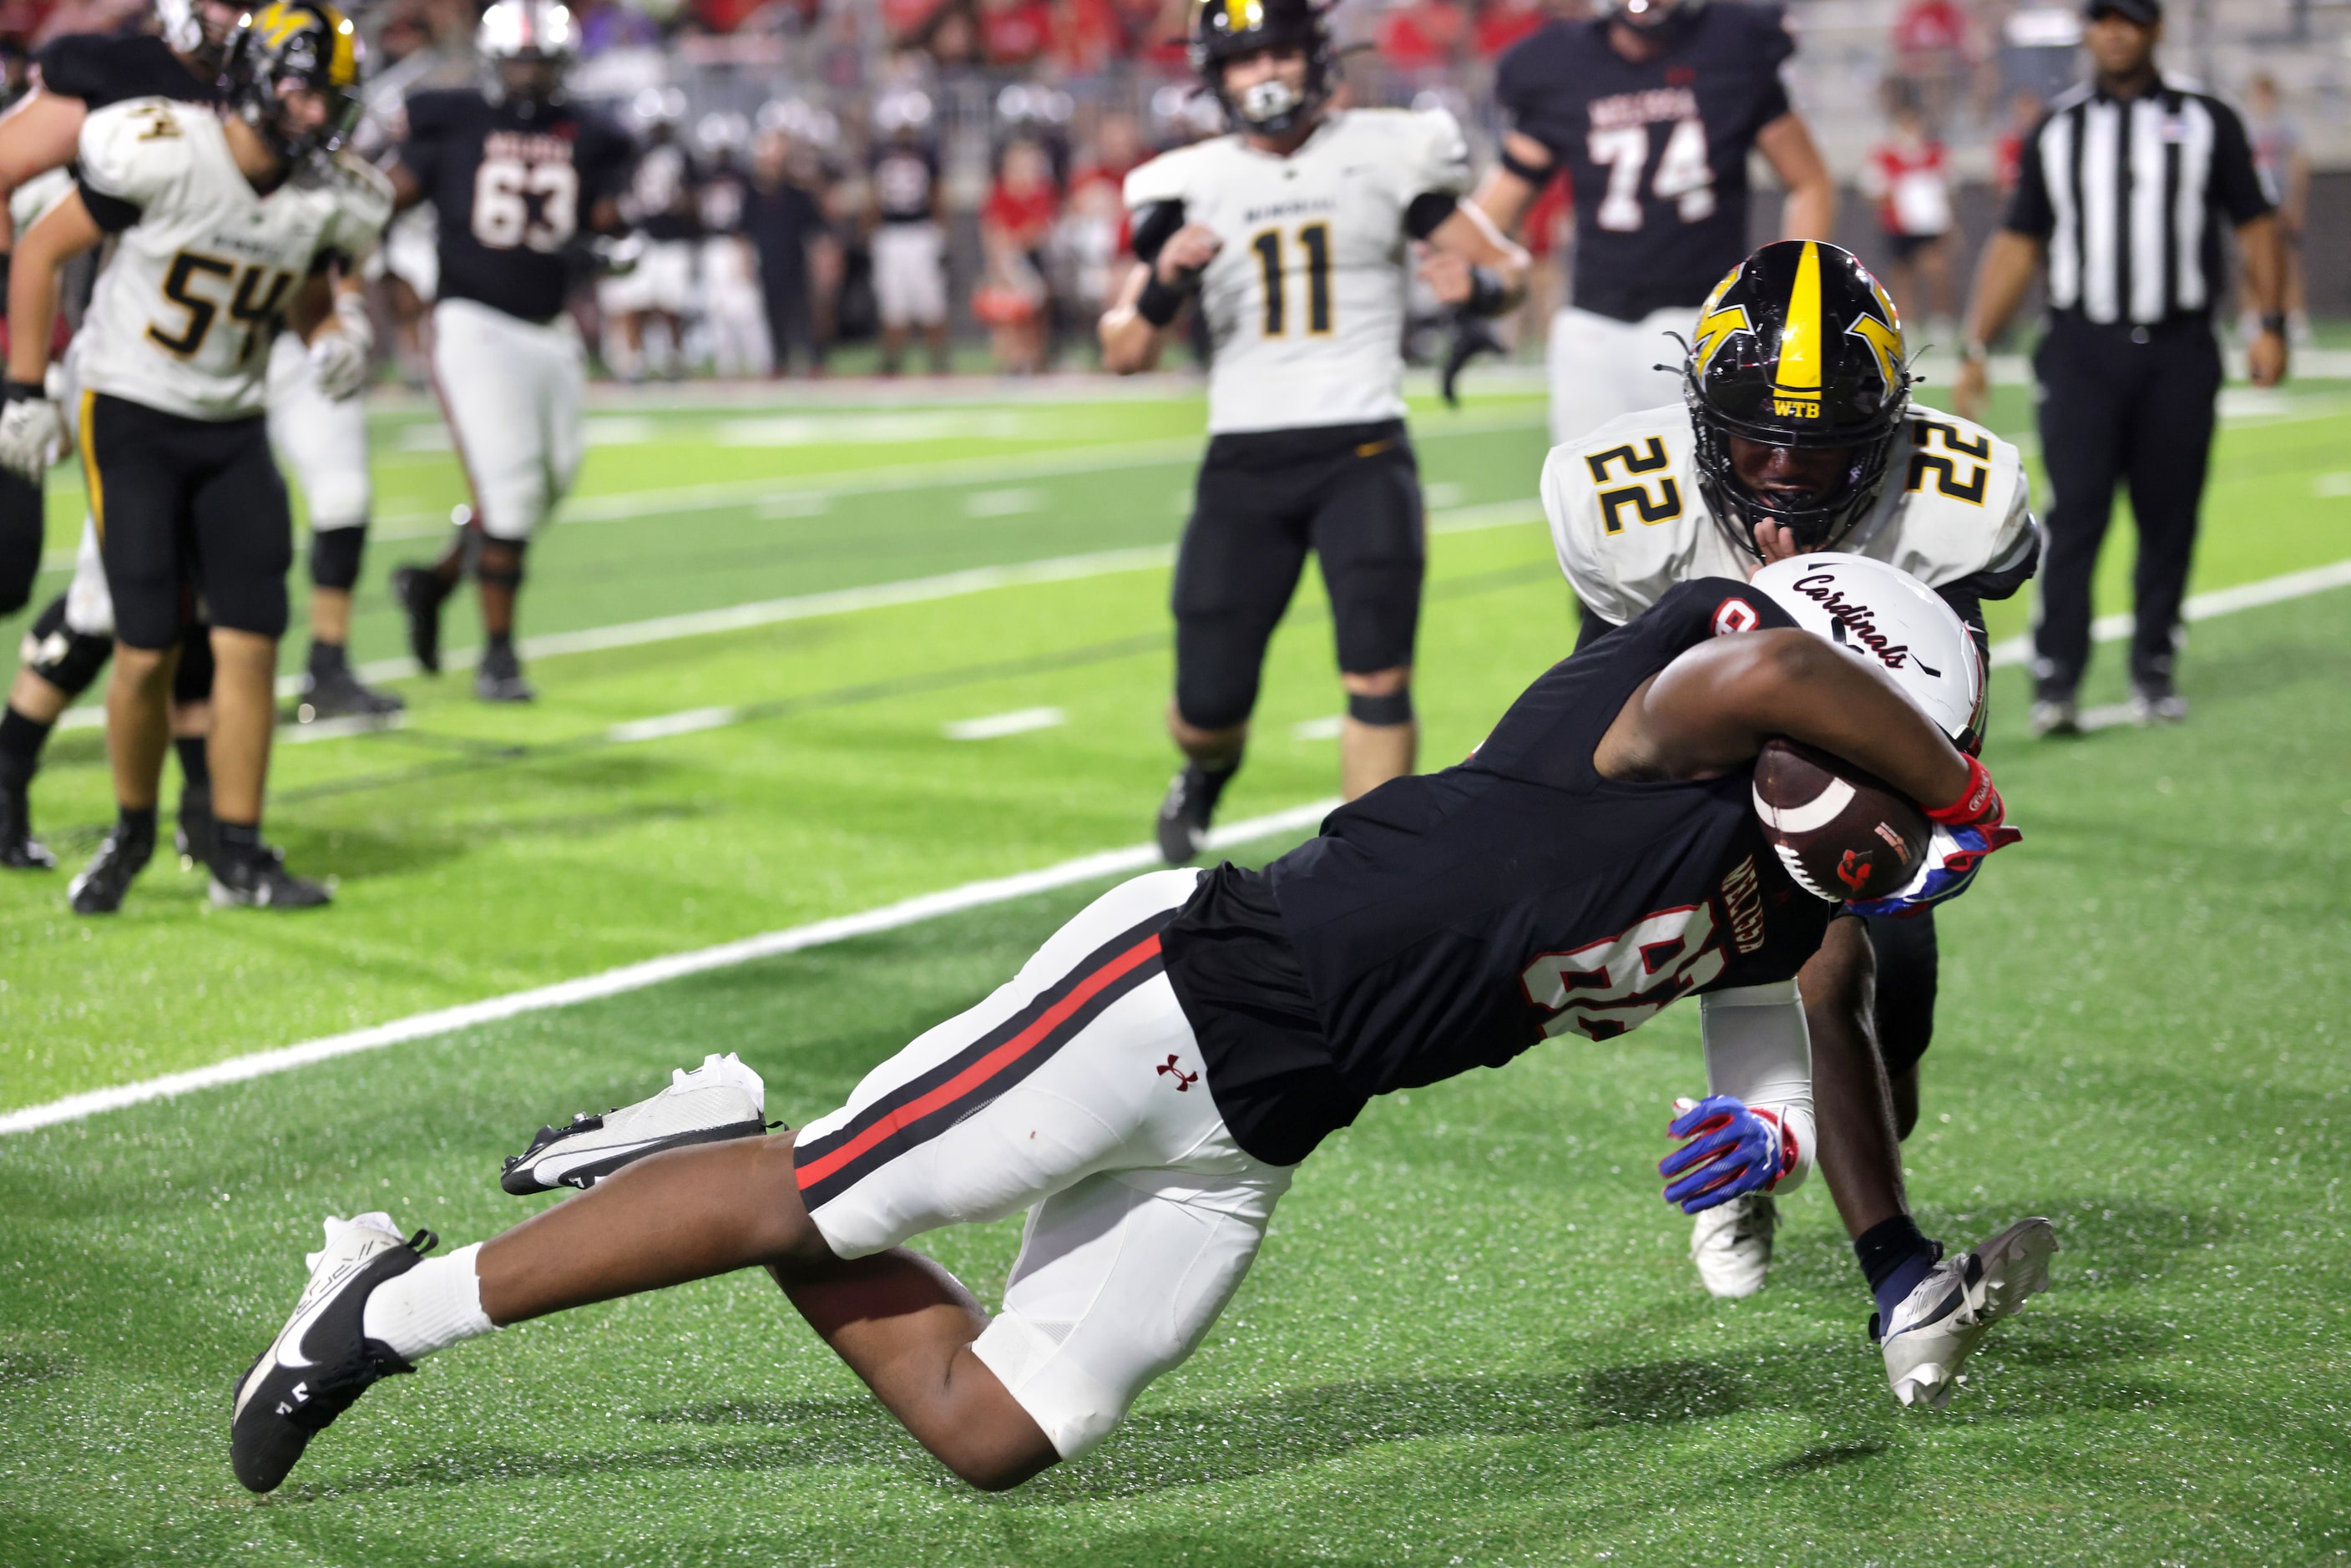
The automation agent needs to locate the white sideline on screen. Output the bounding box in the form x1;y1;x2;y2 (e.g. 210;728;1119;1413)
1984;556;2351;668
0;799;1340;1137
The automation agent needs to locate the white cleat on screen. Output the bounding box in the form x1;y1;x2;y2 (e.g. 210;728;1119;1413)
1877;1216;2058;1409
1691;1191;1778;1298
230;1211;434;1494
501;1052;771;1195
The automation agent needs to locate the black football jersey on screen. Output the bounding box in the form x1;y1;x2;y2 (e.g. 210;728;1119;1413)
397;89;635;324
33;32;219;108
871;144;938;225
1495;7;1794;322
1163;578;1834;1166
626;136;698;242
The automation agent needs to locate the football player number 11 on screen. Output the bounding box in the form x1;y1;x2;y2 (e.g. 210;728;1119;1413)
472;158;579;253
1251;221;1333;336
1588;119;1716;231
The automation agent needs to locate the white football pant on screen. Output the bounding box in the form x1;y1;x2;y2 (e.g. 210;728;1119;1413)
429;297;584;542
1546;304;1695;447
266;331;370;534
700;236;771;378
794;869;1293;1460
872;222;948;329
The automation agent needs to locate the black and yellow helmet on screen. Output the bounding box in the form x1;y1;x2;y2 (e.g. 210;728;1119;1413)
223;1;364;163
1188;0;1332;134
1683;240;1913;554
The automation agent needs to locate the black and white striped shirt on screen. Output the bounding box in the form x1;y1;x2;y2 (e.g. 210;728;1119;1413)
2004;78;2271;327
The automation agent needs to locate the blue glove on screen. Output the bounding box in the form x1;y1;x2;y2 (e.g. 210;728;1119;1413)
1843;821;2019;918
1660;1095;1789;1213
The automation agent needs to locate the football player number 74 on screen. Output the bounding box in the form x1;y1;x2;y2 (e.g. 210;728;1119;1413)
472;158;578;253
1588;119;1716;231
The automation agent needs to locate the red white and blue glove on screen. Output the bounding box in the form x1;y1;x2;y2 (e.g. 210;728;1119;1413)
1845;754;2024;918
1659;1094;1796;1213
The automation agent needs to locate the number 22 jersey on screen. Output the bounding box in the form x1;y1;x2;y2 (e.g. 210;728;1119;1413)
398;90;635;325
1161;578;1835;1166
1122;108;1472;434
73;98;391;422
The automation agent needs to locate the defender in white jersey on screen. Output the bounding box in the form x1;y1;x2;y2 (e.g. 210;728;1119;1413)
1545;241;2041;1317
1102;0;1526;860
0;3;386;913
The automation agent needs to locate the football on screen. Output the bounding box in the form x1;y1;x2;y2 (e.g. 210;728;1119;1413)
1751;738;1932;903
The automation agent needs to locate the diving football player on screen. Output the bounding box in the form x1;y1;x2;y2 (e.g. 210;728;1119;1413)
230;555;2050;1496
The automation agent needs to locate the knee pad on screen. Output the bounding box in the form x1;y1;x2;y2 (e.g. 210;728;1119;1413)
309;524;368;592
475;538;526;592
1345;687;1413;727
18;597;113;698
173;623;216;706
1173;619;1268;734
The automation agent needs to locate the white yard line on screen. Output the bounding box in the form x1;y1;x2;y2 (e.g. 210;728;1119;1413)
0;799;1340;1136
943;706;1065;740
1983;556;2351;668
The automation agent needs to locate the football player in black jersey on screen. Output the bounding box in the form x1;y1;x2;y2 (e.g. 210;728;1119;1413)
229;559;2051;1498
1475;0;1837;445
0;0;243;870
384;0;633;703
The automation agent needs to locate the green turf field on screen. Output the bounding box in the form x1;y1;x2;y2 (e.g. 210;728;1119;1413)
1;370;2347;1564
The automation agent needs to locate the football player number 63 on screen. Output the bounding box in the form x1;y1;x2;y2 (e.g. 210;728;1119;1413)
1588;119;1716;232
472;158;578;252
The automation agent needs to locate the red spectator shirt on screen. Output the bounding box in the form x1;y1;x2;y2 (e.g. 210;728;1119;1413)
1868;138;1951;237
1475;1;1547;59
979;0;1054;64
984;183;1059;250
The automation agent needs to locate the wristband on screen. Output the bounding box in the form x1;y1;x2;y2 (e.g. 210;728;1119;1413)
1136;271;1190;328
1924;753;1999;826
2260;312;2288;336
0;250;11;298
3;378;44;404
1959;338;1990;364
1462;264;1508;318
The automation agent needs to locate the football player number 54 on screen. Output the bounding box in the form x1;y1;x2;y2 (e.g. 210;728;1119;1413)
472;158;577;252
1589;119;1715;232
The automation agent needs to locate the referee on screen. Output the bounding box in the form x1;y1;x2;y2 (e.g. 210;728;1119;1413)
1954;0;2286;735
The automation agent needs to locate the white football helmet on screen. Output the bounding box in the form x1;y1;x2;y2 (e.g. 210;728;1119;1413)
478;0;579;62
1748;553;1985;751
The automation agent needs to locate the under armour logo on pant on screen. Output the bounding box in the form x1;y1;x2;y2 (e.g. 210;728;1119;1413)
1156;1055;1198;1091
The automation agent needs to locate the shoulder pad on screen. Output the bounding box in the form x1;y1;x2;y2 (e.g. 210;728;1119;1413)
1871;406;2035;585
1122;142;1210;210
78;98;196;205
1542;410;1711;628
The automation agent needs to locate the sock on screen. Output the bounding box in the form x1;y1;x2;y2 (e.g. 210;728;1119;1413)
486;631;514;656
1191;755;1239;813
215;817;262;862
361;1242;496;1362
0;706;52;790
174;735;210;792
1854;1214;1944;1323
118;804;158;842
307;639;347;676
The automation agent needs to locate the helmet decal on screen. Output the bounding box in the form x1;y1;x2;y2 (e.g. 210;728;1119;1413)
1769;240;1825;420
1691;299;1747;377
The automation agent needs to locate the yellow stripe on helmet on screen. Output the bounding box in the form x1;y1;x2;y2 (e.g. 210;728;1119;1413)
1774;240;1824;398
1224;0;1263;32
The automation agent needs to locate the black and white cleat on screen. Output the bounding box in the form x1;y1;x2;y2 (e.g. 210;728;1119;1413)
502;1052;774;1196
1875;1216;2057;1409
230;1212;434;1495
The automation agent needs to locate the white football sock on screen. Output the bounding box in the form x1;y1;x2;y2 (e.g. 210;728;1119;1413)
361;1242;496;1362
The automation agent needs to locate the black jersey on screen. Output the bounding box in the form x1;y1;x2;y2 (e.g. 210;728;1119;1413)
627;134;698;242
33;32;219;108
1495;7;1794;322
1163;578;1835;1166
397;89;635;324
695;159;750;238
872;143;938;225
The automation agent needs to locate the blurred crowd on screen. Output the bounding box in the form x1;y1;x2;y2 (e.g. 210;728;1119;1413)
4;0;2309;377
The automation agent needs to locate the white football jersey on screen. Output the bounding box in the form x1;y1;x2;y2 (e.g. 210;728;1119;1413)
1545;402;2036;629
1124;108;1472;434
74;99;392;421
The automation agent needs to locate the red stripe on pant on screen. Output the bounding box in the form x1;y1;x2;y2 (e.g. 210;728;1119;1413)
794;933;1165;1194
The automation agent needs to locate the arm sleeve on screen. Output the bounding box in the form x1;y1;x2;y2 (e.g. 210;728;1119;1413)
2205;99;2273;225
30;35;107;103
1699;979;1815;1196
2003;117;2055;237
1128;199;1186;264
74;102;188;230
